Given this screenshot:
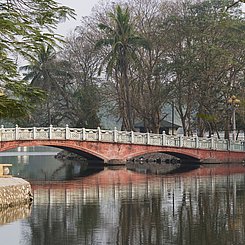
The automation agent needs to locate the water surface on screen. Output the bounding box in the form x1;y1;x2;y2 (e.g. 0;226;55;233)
0;148;245;245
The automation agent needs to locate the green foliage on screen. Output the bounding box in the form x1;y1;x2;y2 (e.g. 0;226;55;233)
1;0;75;83
21;44;58;90
21;34;101;128
73;84;101;128
0;81;45;119
0;0;75;120
96;5;149;76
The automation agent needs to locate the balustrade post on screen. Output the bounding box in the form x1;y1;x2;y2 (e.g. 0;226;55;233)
0;125;4;141
49;125;53;139
162;131;166;145
114;127;117;142
131;131;134;143
15;124;19;140
179;135;183;147
147;132;150;144
239;141;242;151
227;139;230;151
230;141;233;151
194;134;199;148
82;128;86;140
210;135;214;149
33;127;36;139
97;127;101;141
65;125;70;139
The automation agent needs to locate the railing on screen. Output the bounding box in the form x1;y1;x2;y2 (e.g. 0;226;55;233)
0;125;244;152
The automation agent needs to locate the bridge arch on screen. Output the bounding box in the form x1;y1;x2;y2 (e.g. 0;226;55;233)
0;141;108;162
50;145;104;162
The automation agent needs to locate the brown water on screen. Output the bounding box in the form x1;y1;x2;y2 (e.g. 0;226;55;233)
0;151;245;245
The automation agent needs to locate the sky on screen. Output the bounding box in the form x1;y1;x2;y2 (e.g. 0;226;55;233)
57;0;101;35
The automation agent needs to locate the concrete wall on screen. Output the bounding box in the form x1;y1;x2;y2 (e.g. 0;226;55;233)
0;178;32;209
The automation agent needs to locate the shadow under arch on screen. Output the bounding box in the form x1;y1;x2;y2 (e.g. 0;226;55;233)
127;150;201;164
46;145;104;162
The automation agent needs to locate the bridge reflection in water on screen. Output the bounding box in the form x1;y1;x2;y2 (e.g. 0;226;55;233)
22;165;245;245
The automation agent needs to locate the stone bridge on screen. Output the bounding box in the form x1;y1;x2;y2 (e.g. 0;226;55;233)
0;126;245;164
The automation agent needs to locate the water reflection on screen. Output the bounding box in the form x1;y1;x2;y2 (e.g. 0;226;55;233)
1;154;103;181
1;147;245;245
126;161;200;175
20;158;104;181
21;166;245;245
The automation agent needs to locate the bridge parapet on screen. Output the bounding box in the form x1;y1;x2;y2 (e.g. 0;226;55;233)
0;125;244;152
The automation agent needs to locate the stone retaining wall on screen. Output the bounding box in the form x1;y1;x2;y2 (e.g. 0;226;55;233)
0;178;32;209
0;203;31;225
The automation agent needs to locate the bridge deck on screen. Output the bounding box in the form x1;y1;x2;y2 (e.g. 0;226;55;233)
0;126;244;151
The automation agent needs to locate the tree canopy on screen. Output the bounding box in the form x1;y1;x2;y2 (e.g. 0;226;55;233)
3;0;245;139
91;0;245;136
0;0;75;119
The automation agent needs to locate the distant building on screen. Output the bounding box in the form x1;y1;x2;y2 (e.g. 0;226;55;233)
134;120;181;135
100;103;182;134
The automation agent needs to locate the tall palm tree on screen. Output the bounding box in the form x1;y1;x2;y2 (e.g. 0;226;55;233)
21;44;57;91
96;5;149;131
21;44;57;125
21;44;72;125
21;44;72;98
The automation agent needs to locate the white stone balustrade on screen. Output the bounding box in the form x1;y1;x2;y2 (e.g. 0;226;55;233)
0;125;244;152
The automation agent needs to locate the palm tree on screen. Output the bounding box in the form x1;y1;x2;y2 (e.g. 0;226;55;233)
95;4;149;131
21;44;57;91
21;44;57;125
21;44;72;125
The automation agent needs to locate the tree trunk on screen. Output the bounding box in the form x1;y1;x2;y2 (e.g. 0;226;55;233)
122;54;134;131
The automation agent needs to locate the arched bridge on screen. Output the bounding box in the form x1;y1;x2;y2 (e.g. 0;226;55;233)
0;125;245;164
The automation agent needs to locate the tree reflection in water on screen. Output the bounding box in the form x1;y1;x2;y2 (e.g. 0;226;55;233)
22;165;245;245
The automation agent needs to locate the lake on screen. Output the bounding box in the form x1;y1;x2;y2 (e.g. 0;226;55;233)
0;147;245;245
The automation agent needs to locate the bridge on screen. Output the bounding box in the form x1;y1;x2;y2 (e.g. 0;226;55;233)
0;125;245;164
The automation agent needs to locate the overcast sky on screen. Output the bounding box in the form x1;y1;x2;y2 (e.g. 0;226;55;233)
57;0;101;35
